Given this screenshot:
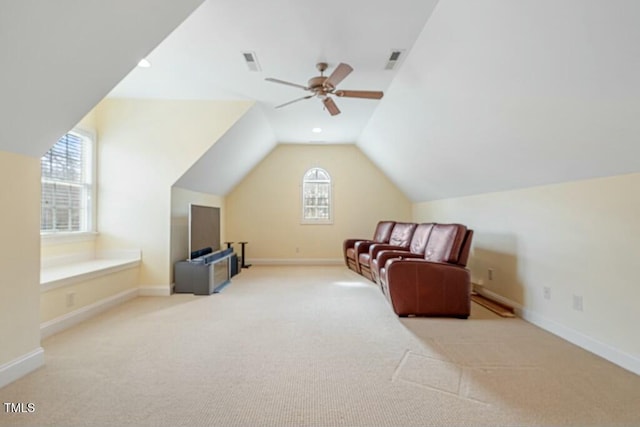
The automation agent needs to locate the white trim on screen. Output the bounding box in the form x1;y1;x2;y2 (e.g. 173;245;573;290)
40;128;96;234
40;289;139;339
138;286;171;296
250;258;343;266
472;285;640;376
41;257;141;292
519;307;640;376
0;347;45;389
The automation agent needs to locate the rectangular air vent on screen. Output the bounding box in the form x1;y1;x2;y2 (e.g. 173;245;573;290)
242;51;261;72
385;49;405;70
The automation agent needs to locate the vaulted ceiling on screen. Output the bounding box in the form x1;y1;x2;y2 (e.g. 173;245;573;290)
3;0;640;202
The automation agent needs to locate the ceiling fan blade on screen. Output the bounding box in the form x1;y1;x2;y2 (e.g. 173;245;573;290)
275;95;314;109
322;97;341;116
334;90;384;99
265;77;309;91
324;63;353;89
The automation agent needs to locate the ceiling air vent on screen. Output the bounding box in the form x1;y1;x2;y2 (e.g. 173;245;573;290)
385;49;405;70
242;51;261;72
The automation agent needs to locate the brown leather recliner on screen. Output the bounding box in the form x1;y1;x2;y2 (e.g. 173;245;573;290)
359;222;418;281
343;221;395;273
379;224;474;318
370;222;435;284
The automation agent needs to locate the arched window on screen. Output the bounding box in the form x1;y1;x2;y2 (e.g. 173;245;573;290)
302;167;332;224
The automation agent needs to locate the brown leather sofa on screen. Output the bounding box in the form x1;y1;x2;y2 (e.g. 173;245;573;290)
359;222;417;281
369;222;435;284
378;224;473;318
343;221;395;273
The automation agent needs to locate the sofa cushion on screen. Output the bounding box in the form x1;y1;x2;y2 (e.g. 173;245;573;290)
409;223;434;254
423;224;467;264
359;252;370;266
388;222;417;246
373;221;395;243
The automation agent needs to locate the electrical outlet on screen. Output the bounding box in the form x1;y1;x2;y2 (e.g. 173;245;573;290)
572;295;583;312
66;292;76;308
487;268;494;281
543;287;551;300
295;247;300;254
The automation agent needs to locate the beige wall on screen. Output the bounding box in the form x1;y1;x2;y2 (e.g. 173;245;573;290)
413;172;640;364
40;269;138;323
95;98;252;290
39;108;139;325
170;186;225;281
226;144;412;261
0;151;41;365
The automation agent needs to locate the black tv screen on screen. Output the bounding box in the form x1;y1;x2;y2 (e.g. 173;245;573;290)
188;204;221;259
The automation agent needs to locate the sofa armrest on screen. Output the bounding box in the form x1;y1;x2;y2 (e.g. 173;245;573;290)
369;243;409;260
343;238;364;252
384;258;471;317
354;240;375;255
376;250;419;269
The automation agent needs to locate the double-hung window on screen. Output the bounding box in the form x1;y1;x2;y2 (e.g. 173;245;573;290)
41;130;94;234
301;167;332;224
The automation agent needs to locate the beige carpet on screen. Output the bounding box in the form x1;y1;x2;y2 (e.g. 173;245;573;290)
1;266;639;426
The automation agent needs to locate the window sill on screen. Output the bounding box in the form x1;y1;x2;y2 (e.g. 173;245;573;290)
41;250;141;292
300;220;333;225
41;232;98;246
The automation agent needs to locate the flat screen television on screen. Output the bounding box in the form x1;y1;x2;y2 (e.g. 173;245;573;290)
188;204;221;260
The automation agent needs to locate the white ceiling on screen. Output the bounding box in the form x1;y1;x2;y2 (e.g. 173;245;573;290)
109;0;440;144
4;0;640;203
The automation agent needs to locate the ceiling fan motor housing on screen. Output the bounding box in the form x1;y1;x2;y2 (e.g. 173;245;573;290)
308;76;329;93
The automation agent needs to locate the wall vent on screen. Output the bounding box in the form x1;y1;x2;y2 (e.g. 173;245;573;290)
242;51;261;72
385;49;405;70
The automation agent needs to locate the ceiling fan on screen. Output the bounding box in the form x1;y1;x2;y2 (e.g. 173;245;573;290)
265;62;384;116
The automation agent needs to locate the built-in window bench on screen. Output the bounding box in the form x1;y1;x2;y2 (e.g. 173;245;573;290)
41;250;141;291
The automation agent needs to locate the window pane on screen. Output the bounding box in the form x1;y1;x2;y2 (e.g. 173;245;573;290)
41;132;92;233
302;167;331;221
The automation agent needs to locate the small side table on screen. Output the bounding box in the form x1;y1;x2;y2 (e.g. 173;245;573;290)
239;241;251;268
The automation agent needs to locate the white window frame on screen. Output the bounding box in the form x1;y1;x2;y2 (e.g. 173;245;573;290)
40;127;97;242
301;167;333;225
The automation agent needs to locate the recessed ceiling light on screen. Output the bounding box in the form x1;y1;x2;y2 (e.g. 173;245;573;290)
137;59;151;68
312;127;322;133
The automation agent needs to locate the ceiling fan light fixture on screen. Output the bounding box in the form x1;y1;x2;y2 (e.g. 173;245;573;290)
265;62;383;116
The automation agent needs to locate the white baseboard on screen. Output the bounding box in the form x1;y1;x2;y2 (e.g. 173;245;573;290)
138;286;171;296
520;307;640;376
250;258;343;266
0;347;44;389
40;288;138;339
473;285;640;376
